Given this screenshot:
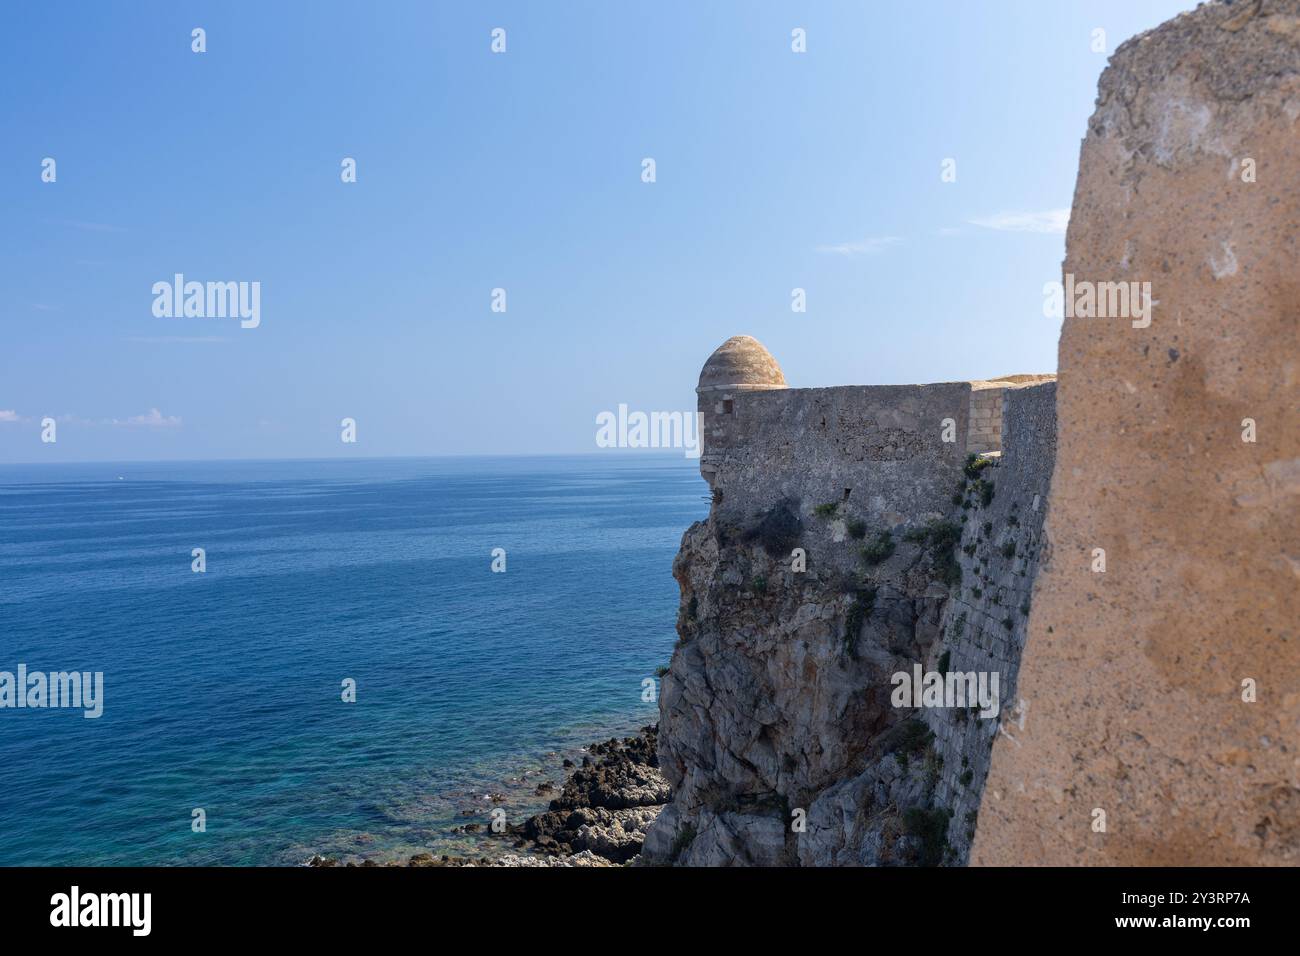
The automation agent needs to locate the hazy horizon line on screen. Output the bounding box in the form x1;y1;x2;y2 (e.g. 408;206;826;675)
0;449;699;468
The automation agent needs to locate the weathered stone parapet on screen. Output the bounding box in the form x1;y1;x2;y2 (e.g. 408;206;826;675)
967;384;1004;454
967;376;1058;455
643;337;1056;866
925;381;1057;862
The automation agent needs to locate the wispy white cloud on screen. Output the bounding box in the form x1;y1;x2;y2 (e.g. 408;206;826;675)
968;209;1069;234
108;408;181;428
1;409;182;427
815;236;903;257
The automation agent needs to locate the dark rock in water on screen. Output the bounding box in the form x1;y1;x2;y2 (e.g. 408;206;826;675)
304;724;670;868
534;780;557;795
502;724;669;863
307;850;490;868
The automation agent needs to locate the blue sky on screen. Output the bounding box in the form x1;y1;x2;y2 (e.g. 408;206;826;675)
0;0;1193;462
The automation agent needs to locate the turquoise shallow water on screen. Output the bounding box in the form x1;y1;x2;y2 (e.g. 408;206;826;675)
0;454;704;865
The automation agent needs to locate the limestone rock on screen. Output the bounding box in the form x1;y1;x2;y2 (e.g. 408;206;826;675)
642;334;1057;865
973;0;1300;866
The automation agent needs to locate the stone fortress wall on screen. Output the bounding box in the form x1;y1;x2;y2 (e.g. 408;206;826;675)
924;380;1057;860
642;336;1058;866
648;0;1297;869
966;375;1056;455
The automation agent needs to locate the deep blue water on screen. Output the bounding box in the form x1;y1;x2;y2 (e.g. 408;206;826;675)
0;455;704;865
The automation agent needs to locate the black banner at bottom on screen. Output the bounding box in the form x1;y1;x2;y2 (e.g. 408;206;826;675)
0;865;1280;941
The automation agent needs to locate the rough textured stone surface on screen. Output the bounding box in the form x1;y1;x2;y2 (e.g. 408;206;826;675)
640;338;1056;866
699;335;788;391
973;0;1300;866
915;383;1057;861
511;727;667;863
493;850;615;867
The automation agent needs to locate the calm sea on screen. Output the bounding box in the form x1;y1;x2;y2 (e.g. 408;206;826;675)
0;455;704;865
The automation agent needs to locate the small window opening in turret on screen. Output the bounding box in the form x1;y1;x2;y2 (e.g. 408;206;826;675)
842;488;852;501
722;399;734;414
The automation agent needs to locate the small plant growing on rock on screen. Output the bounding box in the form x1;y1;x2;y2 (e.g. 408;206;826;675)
654;665;670;678
842;586;877;658
751;575;767;595
905;519;963;587
959;769;974;786
885;718;934;766
846;517;867;540
903;806;950;867
860;530;896;565
1001;541;1016;559
813;502;839;518
1002;616;1013;631
924;748;943;788
743;500;803;558
964;453;994;480
669;823;697;863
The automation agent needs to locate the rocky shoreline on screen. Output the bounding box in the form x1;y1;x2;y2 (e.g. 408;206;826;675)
306;725;668;868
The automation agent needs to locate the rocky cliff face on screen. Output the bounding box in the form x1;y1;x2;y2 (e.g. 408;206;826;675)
643;0;1298;869
640;377;1056;866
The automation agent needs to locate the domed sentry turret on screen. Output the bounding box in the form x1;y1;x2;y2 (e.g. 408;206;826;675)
697;335;787;394
696;336;786;486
